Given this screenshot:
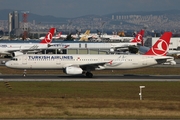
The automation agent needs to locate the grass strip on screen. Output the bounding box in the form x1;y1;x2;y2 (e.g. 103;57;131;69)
0;81;179;119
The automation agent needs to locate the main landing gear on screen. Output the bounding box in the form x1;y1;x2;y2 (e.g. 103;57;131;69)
86;72;93;78
23;69;27;77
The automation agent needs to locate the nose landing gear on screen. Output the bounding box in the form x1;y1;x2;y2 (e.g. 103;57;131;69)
23;69;26;77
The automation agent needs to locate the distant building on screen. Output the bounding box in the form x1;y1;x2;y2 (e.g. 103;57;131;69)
12;11;19;30
8;12;12;34
8;11;21;37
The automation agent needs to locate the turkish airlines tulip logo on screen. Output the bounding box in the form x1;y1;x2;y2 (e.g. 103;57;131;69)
152;39;168;56
134;34;142;42
45;32;52;43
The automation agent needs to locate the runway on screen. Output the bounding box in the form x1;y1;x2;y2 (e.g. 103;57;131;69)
0;74;180;81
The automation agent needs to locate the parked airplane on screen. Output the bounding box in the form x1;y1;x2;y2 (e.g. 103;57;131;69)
100;30;144;42
0;28;56;57
101;29;144;54
58;30;91;40
5;32;174;78
130;29;145;45
39;32;61;40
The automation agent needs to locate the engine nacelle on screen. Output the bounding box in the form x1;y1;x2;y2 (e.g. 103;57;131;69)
170;60;176;65
12;51;24;57
163;60;176;65
63;66;83;75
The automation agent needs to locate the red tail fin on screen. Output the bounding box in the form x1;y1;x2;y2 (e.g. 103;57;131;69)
40;28;56;43
144;32;172;56
131;29;145;45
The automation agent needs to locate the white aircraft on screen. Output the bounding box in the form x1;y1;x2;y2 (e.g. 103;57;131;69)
5;32;174;78
100;30;144;42
98;29;144;54
0;28;56;57
39;32;62;40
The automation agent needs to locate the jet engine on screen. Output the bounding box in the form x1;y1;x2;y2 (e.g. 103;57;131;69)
63;66;83;75
12;51;24;57
170;60;176;65
163;60;177;65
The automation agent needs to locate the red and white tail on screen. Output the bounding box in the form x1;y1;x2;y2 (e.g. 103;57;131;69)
40;28;56;43
144;32;172;56
131;29;145;45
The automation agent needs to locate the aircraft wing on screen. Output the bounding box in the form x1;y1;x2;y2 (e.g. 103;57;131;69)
64;62;106;69
79;62;108;70
6;44;50;54
6;49;44;54
67;61;123;71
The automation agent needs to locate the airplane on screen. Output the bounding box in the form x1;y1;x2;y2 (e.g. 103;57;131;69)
39;32;62;40
97;29;144;54
130;29;145;45
100;30;144;42
60;30;91;41
5;32;174;78
0;28;56;57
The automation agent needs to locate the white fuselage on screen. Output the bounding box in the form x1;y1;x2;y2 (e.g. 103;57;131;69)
0;43;49;55
48;42;137;50
5;54;173;70
0;42;137;56
101;34;133;41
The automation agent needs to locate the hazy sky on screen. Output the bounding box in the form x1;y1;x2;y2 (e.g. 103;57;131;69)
0;0;180;18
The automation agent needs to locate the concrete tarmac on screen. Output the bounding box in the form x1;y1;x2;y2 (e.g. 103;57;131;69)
0;74;179;81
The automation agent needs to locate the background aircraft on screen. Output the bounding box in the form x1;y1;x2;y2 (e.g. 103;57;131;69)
39;32;61;40
0;28;56;57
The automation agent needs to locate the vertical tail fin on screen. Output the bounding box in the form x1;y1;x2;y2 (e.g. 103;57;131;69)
144;32;172;56
79;30;90;41
40;28;56;43
131;29;145;45
84;30;90;35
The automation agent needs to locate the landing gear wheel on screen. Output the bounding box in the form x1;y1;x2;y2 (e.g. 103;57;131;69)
86;72;93;78
23;69;26;77
23;74;26;77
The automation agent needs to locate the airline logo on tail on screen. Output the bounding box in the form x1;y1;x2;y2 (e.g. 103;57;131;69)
40;28;56;44
144;32;172;56
131;30;145;44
